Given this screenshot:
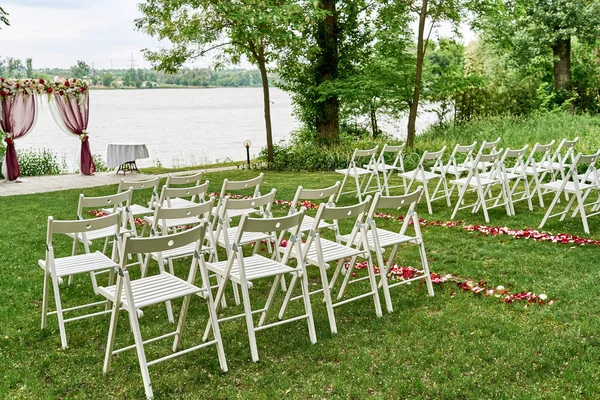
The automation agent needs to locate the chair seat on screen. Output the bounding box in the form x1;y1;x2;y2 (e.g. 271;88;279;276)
97;273;202;310
399;169;442;182
65;226;132;242
536;161;562;170
38;251;118;277
302;238;366;264
144;215;204;230
299;215;334;233
102;203;153;217
463;161;492;170
523;166;548;176
432;165;469;175
151;242;212;261
339;229;416;249
577;173;599;183
153;197;198;209
219;227;272;247
451;176;502;187
540;180;596;193
364;163;404;173
335;167;372;176
206;255;299;283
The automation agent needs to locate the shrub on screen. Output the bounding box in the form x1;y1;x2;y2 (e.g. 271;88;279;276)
92;154;109;172
17;148;67;176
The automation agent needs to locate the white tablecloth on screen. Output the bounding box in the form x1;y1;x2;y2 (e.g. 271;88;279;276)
107;143;150;168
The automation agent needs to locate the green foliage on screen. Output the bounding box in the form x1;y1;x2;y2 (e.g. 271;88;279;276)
101;72;114;87
70;60;91;79
16;148;66;177
92;154;109;172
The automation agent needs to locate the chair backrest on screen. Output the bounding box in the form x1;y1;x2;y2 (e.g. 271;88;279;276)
48;213;121;242
354;146;379;158
366;187;423;237
316;196;371;223
151;197;215;234
552;137;579;167
444;142;476;173
238;210;305;236
347;146;379;172
220;173;263;194
477;149;503;164
165;171;203;187
158;180;210;207
376;143;405;173
500;145;528;174
77;189;133;218
118;176;160;193
121;223;207;271
478;137;501;153
421;147;446;161
561;150;600;188
219;188;276;214
290;182;340;210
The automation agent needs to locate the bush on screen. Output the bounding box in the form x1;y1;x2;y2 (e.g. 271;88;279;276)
92;154;109;172
17;148;67;177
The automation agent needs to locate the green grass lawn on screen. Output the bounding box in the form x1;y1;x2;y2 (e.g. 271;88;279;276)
1;170;599;399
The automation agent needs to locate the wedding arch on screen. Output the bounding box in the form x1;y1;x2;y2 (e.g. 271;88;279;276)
0;77;96;181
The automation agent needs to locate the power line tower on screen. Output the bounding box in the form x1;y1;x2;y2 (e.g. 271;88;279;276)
129;53;135;71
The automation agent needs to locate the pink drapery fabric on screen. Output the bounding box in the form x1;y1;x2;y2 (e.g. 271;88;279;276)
53;91;96;175
1;92;36;181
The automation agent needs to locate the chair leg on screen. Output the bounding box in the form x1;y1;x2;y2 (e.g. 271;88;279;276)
336;173;349;202
539;191;561;230
375;245;393;313
299;271;317;344
278;274;299;320
239;280;259;362
258;276;281;327
103;296;122;374
318;262;338;335
127;306;153;399
364;254;382;318
41;271;50;330
173;294;192;352
50;275;68;349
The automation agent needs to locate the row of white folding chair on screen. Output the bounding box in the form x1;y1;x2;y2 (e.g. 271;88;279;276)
41;215;228;399
539;149;600;234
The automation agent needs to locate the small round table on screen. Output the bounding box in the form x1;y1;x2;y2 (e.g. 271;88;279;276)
107;143;150;174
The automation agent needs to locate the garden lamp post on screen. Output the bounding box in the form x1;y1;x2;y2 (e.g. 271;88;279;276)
243;140;252;167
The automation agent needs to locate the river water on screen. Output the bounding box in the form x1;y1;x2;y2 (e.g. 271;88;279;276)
17;87;437;170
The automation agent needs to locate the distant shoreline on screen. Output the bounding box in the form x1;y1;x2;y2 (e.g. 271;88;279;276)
89;85;266;91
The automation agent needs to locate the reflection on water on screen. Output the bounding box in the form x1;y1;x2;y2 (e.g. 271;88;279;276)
18;87;437;170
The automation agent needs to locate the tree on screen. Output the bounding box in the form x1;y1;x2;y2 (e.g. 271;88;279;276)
70;60;91;79
0;6;9;29
101;72;114;87
6;57;22;77
473;0;600;98
135;0;310;164
406;0;464;147
25;58;33;78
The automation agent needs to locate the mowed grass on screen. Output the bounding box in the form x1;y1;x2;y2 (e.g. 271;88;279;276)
1;170;600;399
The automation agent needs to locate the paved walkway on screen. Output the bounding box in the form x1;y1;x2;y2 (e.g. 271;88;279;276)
0;166;237;197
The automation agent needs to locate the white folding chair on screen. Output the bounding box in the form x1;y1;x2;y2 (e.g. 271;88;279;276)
464;137;501;171
278;197;382;335
144;198;216;276
521;141;555;207
335;146;380;202
142;181;210;236
481;145;532;213
157;170;204;208
40;213;120;349
287;182;341;235
202;211;317;362
365;144;406;196
214;189;278;304
215;173;264;218
101;224;228;400
109;176;160;217
539;150;600;234
358;187;434;313
539;137;579;185
434;141;477;180
68;190;139;283
451;150;513;223
399;147;450;214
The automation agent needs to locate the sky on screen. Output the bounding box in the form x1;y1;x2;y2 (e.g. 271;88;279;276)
0;0;173;70
0;0;476;71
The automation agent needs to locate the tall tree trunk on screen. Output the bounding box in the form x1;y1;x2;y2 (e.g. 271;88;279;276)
552;37;572;92
250;41;274;164
407;0;429;148
315;0;339;143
